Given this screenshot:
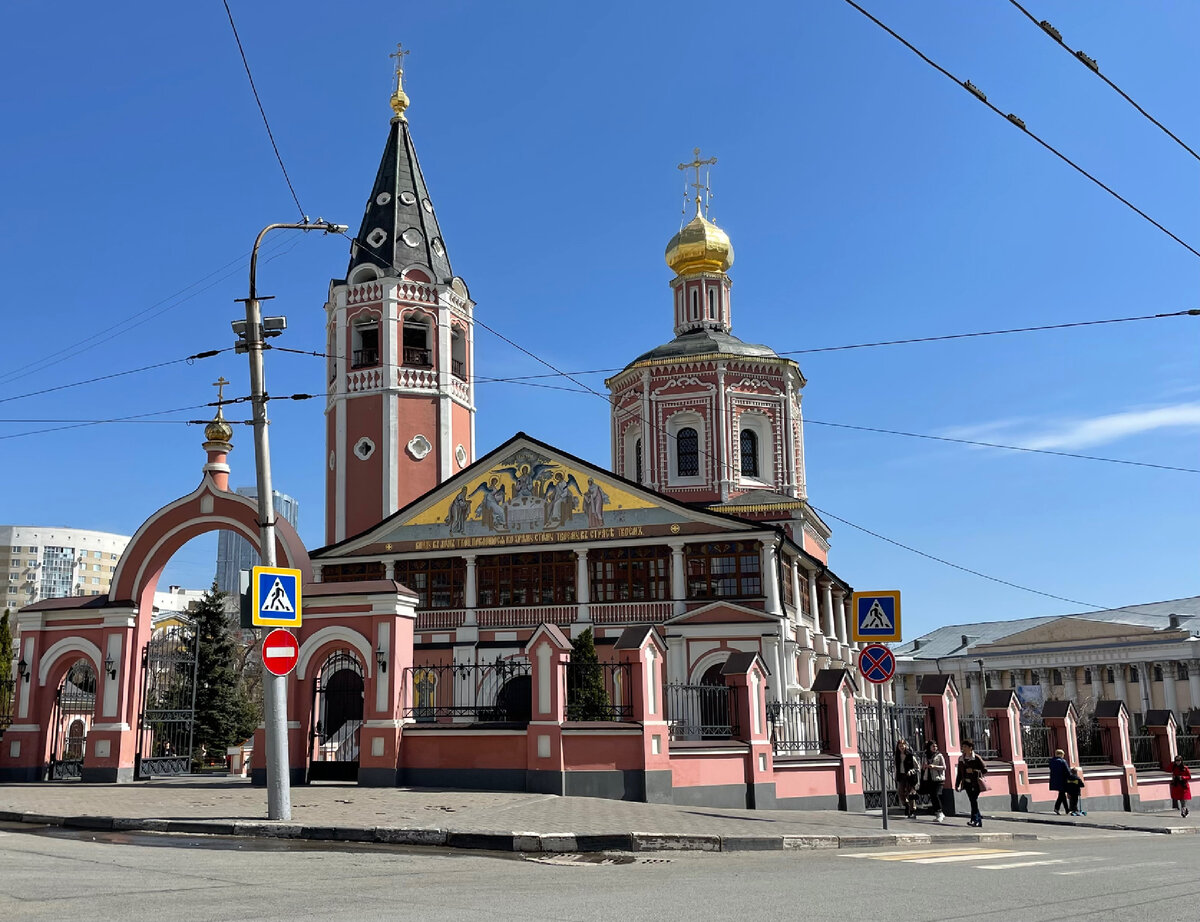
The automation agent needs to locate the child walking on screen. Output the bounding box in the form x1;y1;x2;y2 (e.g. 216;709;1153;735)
1064;766;1085;816
1170;754;1191;818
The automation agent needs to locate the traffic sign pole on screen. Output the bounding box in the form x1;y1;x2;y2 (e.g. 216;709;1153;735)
878;681;888;831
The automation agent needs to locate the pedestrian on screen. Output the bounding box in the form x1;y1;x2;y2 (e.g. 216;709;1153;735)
1048;748;1069;814
895;739;919;819
1170;754;1191;818
1064;765;1085;816
955;739;989;827
922;740;946;822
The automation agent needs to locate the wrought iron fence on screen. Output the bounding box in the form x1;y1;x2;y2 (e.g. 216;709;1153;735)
136;625;199;778
1176;733;1200;768
855;702;931;811
403;658;533;723
665;683;739;740
1128;734;1160;771
958;715;999;760
766;699;825;755
1077;719;1111;766
565;661;632;721
1021;723;1052;768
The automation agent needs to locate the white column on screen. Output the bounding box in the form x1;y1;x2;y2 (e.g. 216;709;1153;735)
669;541;686;616
716;363;729;500
1188;660;1200;713
1138;663;1153;716
1062;665;1078;704
832;588;848;649
1163;661;1179;717
790;559;802;624
842;595;855;651
806;569;819;629
1114;664;1129;706
762;543;781;616
893;674;906;707
969;675;983;716
819;579;836;647
1090;667;1104;707
575;549;590;623
463;554;477;625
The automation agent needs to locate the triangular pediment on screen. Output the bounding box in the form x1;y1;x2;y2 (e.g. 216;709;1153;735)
666;600;779;625
977;616;1175;651
316;432;756;557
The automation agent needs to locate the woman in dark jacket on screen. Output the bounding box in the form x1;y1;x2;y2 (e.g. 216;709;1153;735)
894;739;918;819
955;739;989;827
1170;754;1191;818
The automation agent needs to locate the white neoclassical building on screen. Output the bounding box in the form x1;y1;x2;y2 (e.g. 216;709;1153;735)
893;596;1200;727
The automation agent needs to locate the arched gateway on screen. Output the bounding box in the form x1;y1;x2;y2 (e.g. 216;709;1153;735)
0;407;415;784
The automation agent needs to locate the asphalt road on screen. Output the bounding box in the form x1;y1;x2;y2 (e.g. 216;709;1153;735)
1;822;1197;921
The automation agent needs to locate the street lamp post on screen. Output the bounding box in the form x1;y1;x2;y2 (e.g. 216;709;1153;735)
239;219;346;821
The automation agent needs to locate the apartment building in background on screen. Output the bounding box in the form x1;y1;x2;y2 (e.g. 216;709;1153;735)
0;525;131;612
214;487;299;598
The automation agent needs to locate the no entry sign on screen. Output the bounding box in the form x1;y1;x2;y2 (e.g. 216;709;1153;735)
261;629;300;677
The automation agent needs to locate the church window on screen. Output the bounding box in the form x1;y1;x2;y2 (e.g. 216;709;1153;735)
393;558;465;609
1084;668;1093;684
413;669;437;723
685;541;762;599
1153;664;1163;682
590;546;669;603
1051;669;1063;686
351;322;380;369
451;327;467;380
690;289;698;321
403;314;433;367
321;561;386;583
707;288;716;319
740;428;759;477
1181;662;1190;681
634;438;643;483
781;561;794;607
1106;666;1115;684
476;551;576;607
676;427;699;477
1129;665;1139;682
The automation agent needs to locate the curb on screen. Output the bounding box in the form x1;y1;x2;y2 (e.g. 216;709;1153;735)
0;810;1038;853
981;813;1198;836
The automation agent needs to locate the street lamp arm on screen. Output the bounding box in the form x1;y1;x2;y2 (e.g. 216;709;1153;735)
249;219;350;300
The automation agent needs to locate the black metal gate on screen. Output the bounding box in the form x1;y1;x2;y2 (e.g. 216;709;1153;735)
856;702;930;810
136;625;200;778
309;651;363;782
48;660;96;781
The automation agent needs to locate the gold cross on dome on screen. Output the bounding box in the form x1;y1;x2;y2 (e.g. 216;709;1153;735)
390;42;410;88
677;147;718;212
212;376;229;405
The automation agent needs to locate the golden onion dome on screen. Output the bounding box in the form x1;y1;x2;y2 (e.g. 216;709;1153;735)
204;409;233;444
665;203;734;276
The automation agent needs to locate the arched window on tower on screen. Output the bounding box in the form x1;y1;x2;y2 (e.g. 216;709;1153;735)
351;320;380;369
690;289;699;321
635;438;643;483
403;314;432;367
676;427;699;477
451;327;467;380
740;428;759;477
708;288;716;319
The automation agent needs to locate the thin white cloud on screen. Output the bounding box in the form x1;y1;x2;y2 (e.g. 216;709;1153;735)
1000;403;1200;451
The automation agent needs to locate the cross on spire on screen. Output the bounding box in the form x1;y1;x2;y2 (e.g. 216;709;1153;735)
213;376;229;407
677;147;718;216
389;42;412;118
390;42;409;90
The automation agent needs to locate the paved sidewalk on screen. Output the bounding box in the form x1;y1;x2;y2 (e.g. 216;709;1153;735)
0;777;1189;853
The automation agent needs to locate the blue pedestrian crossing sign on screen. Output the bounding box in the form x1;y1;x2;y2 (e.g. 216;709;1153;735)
252;565;302;627
851;590;900;643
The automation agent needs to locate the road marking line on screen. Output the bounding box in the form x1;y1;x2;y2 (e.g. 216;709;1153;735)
907;850;1044;865
977;858;1072;869
842;847;1009;860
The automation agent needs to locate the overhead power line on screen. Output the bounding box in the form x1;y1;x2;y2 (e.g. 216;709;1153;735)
220;0;305;220
0;404;213;441
839;0;1200;260
804;418;1200;474
0;349;228;407
1006;0;1200;164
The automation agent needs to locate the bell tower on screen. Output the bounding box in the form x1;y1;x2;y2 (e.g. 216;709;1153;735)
324;46;476;544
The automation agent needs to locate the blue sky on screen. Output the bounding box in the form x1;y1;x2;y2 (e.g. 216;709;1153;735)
1;1;1196;637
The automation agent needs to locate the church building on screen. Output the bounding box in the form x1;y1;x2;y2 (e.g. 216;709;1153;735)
309;56;878;708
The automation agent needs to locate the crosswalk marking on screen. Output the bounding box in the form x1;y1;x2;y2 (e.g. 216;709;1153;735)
842;847;1011;860
977;857;1072;870
907;850;1044;865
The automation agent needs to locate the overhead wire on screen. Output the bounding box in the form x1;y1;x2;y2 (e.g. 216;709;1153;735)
838;0;1200;260
220;0;306;220
1005;0;1200;164
0;404;214;441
